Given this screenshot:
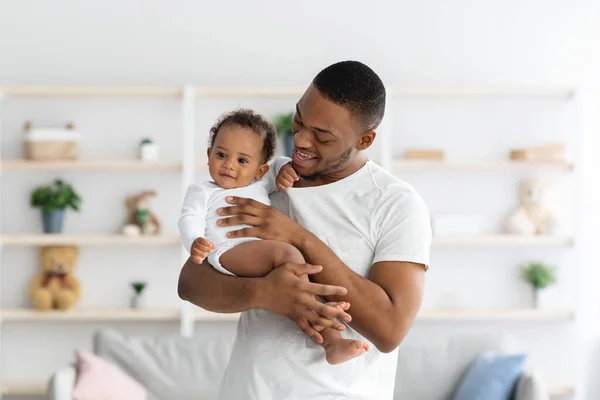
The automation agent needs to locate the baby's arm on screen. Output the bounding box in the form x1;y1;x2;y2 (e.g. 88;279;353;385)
263;156;294;193
276;162;299;191
178;184;212;261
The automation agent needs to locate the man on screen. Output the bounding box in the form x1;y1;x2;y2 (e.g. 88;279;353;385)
178;60;431;400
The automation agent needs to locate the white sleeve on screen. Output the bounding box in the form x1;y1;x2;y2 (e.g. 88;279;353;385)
372;187;432;269
263;156;292;193
178;184;209;254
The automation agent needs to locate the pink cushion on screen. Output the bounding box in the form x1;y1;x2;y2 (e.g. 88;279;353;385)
73;349;147;400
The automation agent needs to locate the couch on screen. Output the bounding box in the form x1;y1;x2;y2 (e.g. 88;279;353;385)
47;328;549;400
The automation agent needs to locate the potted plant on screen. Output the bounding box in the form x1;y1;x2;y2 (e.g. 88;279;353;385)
139;138;159;161
520;262;557;308
30;179;82;233
273;112;295;157
130;281;147;308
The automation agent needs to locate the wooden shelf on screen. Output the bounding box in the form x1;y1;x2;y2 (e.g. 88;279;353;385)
0;307;232;322
390;85;574;98
392;159;574;172
195;86;305;98
1;380;47;395
0;307;572;323
0;85;182;97
418;308;574;322
0;85;574;99
0;234;181;246
1;159;182;172
1;307;181;322
550;385;575;397
432;235;574;246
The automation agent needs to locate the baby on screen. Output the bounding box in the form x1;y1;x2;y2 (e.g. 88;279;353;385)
178;108;369;365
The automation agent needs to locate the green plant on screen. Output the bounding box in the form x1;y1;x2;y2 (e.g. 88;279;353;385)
520;262;557;290
140;138;153;145
272;112;294;136
131;281;147;295
30;179;82;214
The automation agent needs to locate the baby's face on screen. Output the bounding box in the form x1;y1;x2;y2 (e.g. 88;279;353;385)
207;125;268;189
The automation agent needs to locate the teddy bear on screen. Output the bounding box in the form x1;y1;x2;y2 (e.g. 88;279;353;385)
28;245;81;311
503;178;560;235
122;190;161;236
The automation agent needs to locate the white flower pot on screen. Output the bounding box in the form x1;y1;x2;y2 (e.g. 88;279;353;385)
140;143;159;161
130;293;146;309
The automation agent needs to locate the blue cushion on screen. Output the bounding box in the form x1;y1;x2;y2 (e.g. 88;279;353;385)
453;352;526;400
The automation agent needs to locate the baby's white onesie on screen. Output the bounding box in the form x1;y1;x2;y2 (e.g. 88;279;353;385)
178;156;291;275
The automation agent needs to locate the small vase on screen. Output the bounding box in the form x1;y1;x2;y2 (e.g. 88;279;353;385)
140;143;159;161
130;293;146;309
42;210;64;233
532;289;540;308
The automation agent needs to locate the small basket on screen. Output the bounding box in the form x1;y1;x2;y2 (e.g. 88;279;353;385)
23;122;81;160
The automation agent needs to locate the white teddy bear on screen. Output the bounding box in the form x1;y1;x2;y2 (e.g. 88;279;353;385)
503;178;560;235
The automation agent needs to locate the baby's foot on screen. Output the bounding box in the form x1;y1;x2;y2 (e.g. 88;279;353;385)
324;339;369;365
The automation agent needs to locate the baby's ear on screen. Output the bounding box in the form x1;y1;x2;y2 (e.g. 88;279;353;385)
256;164;270;180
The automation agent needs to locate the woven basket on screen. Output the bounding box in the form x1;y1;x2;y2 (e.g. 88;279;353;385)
23;122;81;160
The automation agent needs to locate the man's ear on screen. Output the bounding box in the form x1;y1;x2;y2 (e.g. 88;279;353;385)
255;163;270;180
356;129;376;151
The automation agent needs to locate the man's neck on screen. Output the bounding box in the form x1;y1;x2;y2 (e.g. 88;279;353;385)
296;156;368;187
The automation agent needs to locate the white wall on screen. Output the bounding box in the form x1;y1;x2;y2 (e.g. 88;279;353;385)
1;1;599;399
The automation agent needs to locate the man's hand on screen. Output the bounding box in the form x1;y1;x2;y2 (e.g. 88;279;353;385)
276;163;299;191
217;197;305;246
258;263;352;344
190;237;216;264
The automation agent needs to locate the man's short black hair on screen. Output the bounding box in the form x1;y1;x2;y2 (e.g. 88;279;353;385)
209;108;277;163
313;60;386;131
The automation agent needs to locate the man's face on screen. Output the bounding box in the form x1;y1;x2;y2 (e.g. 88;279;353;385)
291;85;365;181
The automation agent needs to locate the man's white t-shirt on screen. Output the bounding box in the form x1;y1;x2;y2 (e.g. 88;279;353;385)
217;160;432;400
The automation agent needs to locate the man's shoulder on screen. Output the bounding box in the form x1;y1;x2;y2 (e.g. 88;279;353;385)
365;162;421;197
364;162;428;214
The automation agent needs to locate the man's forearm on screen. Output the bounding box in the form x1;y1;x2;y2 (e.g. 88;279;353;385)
178;257;262;313
294;233;407;351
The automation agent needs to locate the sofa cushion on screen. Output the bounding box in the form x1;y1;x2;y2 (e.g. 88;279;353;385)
93;329;235;400
73;349;147;400
452;352;526;400
513;365;549;400
394;332;510;400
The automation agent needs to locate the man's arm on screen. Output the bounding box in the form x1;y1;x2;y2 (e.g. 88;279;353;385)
177;257;353;328
178;257;261;313
297;234;425;353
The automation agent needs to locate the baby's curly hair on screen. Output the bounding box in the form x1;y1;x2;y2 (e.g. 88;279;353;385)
208;109;277;163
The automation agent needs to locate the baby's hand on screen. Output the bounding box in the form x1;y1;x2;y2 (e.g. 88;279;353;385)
276;163;299;190
191;237;216;264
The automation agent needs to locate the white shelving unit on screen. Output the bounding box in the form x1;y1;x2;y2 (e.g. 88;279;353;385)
0;85;579;398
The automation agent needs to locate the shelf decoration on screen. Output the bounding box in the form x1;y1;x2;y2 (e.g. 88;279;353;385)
23;121;81;160
30;179;82;233
503;178;560;236
509;142;566;163
122;190;161;236
27;245;81;311
139;138;159;162
404;149;445;161
130;281;147;309
520;262;557;308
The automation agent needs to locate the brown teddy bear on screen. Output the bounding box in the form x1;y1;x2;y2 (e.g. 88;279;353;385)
28;246;81;311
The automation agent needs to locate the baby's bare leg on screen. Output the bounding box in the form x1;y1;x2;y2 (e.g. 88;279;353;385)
219;240;304;277
219;240;369;364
